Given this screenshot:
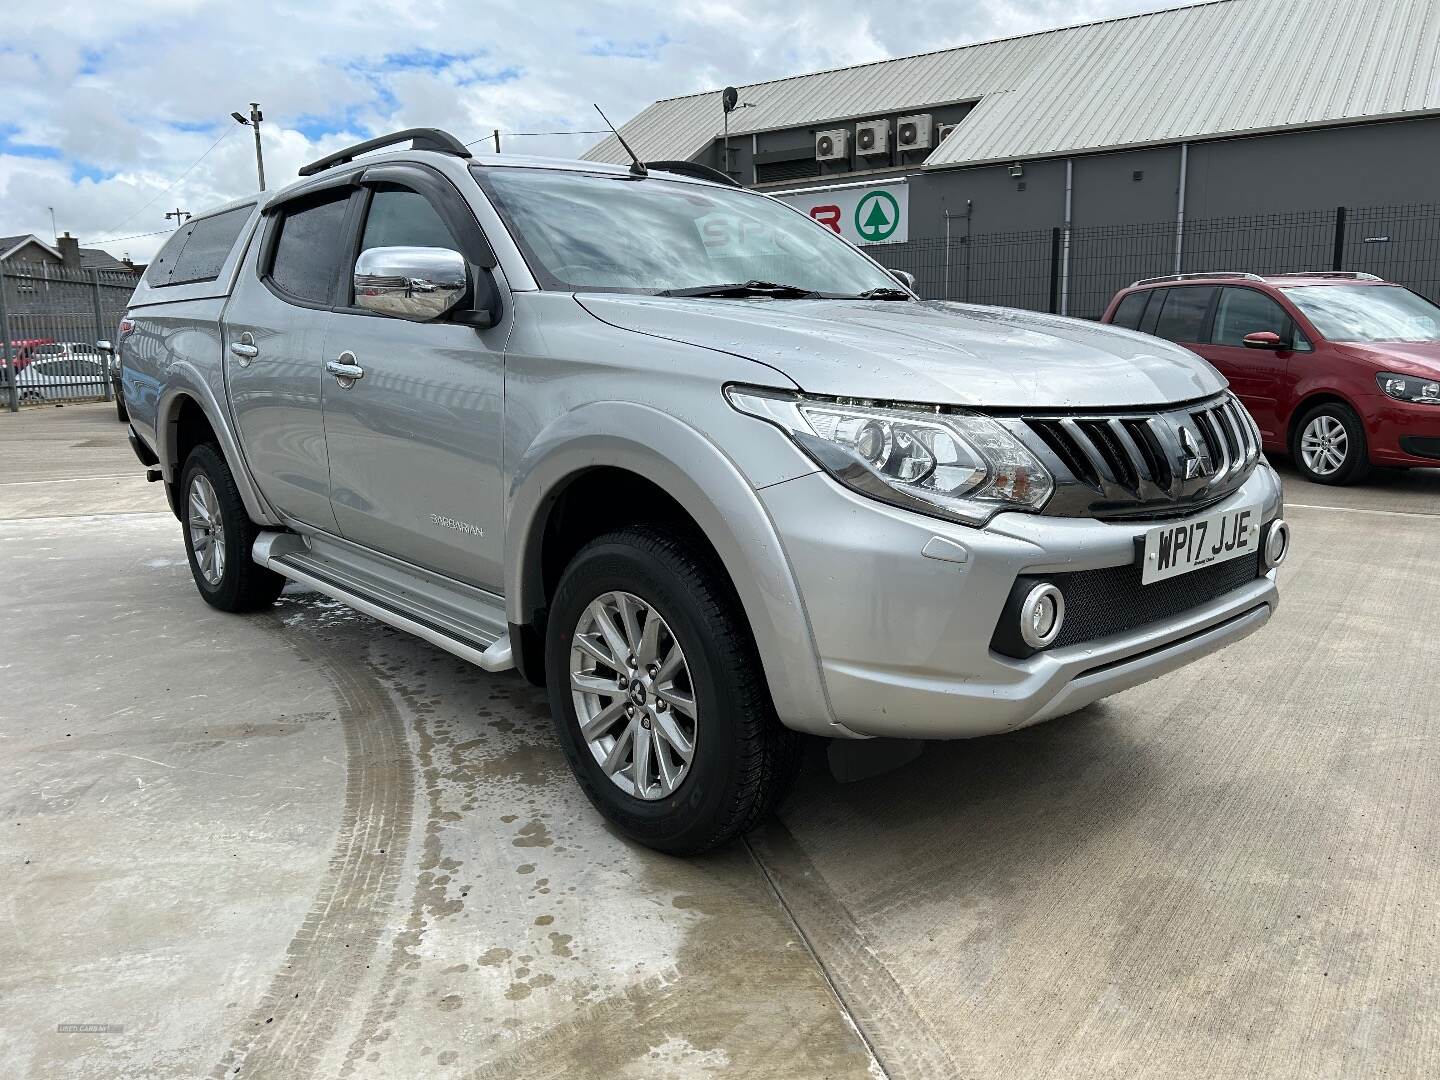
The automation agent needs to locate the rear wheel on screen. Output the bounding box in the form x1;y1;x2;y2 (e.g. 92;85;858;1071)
544;526;800;855
1291;401;1370;485
180;444;285;612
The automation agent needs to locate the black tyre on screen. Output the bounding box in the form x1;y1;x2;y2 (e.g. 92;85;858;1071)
1290;401;1371;485
180;443;285;612
114;393;129;423
544;526;800;855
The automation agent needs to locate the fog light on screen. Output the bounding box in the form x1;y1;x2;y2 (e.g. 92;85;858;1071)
1263;518;1290;569
1020;583;1065;650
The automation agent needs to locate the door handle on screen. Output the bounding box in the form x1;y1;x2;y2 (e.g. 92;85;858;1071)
229;332;259;365
326;352;364;386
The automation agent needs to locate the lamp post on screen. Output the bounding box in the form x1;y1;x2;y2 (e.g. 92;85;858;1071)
230;103;266;191
720;86;755;181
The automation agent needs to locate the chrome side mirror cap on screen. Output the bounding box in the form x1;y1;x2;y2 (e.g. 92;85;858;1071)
95;339;113;353
890;269;917;292
354;246;467;322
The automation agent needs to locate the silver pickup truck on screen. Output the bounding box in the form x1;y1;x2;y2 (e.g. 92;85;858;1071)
119;128;1287;853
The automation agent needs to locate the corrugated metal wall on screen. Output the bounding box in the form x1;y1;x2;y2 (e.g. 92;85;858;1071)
587;0;1440;171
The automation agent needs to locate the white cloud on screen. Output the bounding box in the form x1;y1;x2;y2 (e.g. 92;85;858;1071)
0;0;1200;262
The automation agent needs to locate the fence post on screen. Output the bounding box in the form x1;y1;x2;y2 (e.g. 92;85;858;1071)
0;269;17;413
943;213;952;301
88;268;113;402
1332;206;1347;271
1049;227;1062;314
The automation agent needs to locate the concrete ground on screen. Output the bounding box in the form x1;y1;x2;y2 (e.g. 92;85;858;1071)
1;402;1436;1080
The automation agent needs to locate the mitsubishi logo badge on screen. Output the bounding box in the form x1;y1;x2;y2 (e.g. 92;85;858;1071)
1180;427;1207;480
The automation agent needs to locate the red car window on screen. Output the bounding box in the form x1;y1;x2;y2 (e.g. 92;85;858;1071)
1211;288;1289;345
1111;291;1149;329
1153;286;1216;344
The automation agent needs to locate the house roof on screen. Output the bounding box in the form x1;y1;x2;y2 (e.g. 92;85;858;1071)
0;234;137;273
78;247;134;272
583;0;1440;170
0;234;59;262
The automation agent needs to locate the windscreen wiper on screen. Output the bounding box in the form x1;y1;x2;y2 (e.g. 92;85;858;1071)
657;280;822;299
852;286;913;300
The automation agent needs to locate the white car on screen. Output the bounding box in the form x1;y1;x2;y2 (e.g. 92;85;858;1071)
16;345;114;402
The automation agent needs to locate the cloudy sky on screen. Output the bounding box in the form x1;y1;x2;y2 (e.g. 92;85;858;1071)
2;0;1201;262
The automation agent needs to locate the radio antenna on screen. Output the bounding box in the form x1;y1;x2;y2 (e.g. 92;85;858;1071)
593;104;647;177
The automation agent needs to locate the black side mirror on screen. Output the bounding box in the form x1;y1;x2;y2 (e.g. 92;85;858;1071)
453;268;501;330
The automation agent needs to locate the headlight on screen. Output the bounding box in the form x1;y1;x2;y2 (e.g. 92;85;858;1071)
1378;372;1440;404
727;386;1053;525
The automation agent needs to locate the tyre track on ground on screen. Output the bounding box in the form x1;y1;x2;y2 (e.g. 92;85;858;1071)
211;614;416;1079
747;819;967;1080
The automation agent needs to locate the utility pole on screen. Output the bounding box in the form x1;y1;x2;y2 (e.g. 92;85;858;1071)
165;209;191;228
231;103;266;190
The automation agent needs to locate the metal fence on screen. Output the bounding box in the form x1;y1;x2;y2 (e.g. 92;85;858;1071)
1;262;139;411
867;201;1440;320
7;202;1440;407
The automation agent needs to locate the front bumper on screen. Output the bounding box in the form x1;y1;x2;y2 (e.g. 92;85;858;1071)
761;463;1283;739
1368;397;1440;466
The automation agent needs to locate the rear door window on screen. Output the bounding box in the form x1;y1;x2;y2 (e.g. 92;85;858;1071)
268;191;353;305
1153;286;1216;344
1137;289;1166;335
1111;291;1150;330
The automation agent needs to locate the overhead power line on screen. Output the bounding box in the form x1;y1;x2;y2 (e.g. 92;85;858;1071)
98;127;235;238
89;225;180;245
462;129;609;147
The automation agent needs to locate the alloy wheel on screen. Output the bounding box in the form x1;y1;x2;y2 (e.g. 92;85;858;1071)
1300;414;1349;477
569;590;697;800
187;474;226;586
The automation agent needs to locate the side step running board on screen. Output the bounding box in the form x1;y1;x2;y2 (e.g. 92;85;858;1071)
252;531;515;673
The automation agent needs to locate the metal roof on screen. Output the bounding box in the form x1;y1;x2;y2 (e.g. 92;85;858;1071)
584;0;1440;170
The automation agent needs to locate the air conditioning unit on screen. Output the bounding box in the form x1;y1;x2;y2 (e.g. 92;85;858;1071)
895;113;934;152
855;120;890;157
815;128;849;162
936;122;960;144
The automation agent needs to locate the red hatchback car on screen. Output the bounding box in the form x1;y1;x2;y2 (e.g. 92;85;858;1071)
1101;272;1440;484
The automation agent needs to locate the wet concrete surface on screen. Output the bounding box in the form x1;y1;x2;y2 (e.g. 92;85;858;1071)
2;403;1437;1078
1;405;877;1079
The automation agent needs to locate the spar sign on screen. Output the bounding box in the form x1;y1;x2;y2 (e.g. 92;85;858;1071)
776;180;909;245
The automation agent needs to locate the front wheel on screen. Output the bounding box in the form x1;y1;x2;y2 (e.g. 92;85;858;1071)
180;444;285;612
545;526;800;855
1291;401;1371;485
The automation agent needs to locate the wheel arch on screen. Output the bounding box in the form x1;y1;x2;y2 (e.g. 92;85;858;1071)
1285;389;1363;450
156;378;280;526
507;402;836;737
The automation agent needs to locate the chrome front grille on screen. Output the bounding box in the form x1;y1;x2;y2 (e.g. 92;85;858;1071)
1011;394;1262;519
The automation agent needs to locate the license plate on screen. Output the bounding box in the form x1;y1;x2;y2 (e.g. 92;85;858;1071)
1142;504;1260;584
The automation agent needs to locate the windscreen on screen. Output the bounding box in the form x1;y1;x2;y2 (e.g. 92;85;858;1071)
479;168;899;296
1282;284;1440;342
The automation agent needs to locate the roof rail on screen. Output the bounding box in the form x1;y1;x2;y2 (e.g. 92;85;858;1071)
1269;271;1383;281
298;128;472;177
1130;271;1265;288
644;160;740;187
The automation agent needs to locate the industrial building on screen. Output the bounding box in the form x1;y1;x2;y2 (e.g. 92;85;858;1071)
585;0;1440;315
